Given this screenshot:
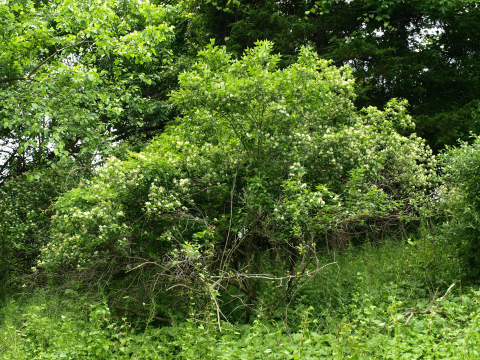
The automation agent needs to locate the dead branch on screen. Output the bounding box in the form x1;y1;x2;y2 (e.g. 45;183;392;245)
434;283;455;311
125;261;166;273
166;284;204;293
113;303;171;323
403;283;454;327
224;278;261;302
211;262;337;282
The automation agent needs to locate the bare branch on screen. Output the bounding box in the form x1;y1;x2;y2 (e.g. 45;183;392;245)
212;262;337;282
0;77;39;83
403;284;454;327
114;303;171;323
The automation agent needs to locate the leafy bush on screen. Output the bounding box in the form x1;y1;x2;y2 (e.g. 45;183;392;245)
34;41;436;324
438;135;480;280
1;235;476;359
0;167;87;289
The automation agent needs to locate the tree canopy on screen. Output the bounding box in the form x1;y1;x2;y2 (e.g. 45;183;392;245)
0;0;182;184
191;0;480;152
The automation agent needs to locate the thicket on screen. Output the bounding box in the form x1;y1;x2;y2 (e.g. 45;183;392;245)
2;237;480;359
1;0;480;358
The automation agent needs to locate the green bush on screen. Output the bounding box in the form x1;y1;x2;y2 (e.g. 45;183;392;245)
2;287;480;359
438;135;480;281
32;42;436;325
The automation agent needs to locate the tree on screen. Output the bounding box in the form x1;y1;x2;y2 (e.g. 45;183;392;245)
189;0;480;152
38;42;434;324
0;0;191;288
0;167;85;287
0;0;184;185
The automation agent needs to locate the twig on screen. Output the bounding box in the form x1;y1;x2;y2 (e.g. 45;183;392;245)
433;283;455;312
166;283;203;293
210;290;223;332
125;261;166;273
429;287;440;309
0;40;88;84
220;168;238;271
114;304;171;323
223;278;261;302
26;40;87;78
266;258;315;321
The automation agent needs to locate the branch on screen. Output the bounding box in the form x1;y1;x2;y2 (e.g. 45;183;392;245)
166;283;203;293
0;77;39;83
266;258;315;321
210;289;223;332
212;262;337;282
0;40;87;84
125;261;166;273
224;278;261;302
111;124;167;142
0;150;18;177
26;40;87;79
403;308;448;327
114;304;171;323
433;283;455;312
403;283;455;327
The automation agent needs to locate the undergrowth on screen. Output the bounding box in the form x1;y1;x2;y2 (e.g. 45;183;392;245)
1;235;479;359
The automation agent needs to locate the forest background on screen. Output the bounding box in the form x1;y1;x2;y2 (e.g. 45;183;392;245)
1;0;480;358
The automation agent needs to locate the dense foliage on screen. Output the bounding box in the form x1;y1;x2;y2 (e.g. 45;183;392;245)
30;42;436;324
191;0;480;152
0;0;184;184
437;136;480;280
1;239;479;359
0;167;85;284
1;0;480;358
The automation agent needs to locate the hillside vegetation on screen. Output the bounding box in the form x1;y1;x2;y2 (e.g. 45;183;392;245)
1;0;480;358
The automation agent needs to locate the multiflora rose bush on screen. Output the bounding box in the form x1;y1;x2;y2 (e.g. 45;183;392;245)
38;41;435;322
